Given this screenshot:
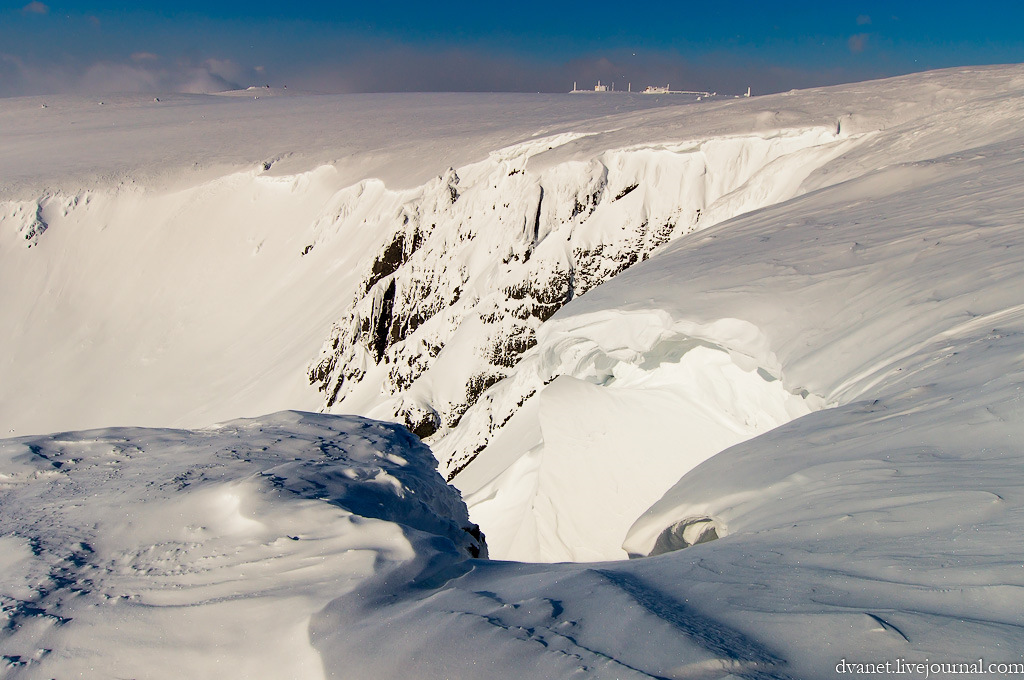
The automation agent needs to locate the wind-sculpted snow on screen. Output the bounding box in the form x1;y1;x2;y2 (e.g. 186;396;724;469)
437;312;821;561
0;411;483;678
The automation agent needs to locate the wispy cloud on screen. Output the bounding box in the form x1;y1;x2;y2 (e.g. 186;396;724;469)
274;45;882;97
0;53;255;97
77;61;237;94
21;1;49;15
848;33;870;54
856;15;872;26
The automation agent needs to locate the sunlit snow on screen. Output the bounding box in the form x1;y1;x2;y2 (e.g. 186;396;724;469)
3;65;1024;677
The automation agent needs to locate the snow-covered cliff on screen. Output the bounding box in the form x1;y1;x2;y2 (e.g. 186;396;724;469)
306;127;851;445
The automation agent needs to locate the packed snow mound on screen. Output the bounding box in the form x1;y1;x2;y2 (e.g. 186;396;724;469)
0;411;483;678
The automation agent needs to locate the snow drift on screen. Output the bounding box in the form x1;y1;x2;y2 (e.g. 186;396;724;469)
0;412;482;677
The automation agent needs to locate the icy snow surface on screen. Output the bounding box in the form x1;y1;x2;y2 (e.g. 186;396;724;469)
4;65;1024;677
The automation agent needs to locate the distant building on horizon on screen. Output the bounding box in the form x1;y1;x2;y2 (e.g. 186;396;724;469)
571;81;736;97
570;80;631;93
641;84;716;97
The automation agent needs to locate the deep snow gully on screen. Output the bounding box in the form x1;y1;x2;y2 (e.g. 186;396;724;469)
0;119;866;566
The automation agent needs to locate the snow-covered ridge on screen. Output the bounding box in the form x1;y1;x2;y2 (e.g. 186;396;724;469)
425;66;1024;563
5;69;1016;441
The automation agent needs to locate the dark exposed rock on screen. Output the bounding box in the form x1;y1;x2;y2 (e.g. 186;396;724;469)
308;158;692;443
399;402;441;440
446;446;485;482
570;184;604;219
614;183;639;200
308;352;336;387
368;234;406;290
489;328;537;368
461;524;487;558
367;227;424;293
372;279;396;362
385;339;442;394
466;372;504;410
532;187;543;241
21;203;48;247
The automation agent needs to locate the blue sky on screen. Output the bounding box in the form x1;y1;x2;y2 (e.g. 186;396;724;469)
3;1;1024;96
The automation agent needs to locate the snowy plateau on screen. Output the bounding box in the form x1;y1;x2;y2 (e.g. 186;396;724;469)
2;64;1024;678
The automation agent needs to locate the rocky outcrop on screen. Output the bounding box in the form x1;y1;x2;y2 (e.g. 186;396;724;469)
308;128;848;443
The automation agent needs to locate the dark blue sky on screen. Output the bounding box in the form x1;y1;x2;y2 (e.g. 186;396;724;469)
3;1;1024;96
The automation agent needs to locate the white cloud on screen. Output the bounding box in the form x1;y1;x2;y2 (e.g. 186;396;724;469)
848;33;870;54
21;1;49;14
0;54;256;98
203;58;245;84
78;61;239;94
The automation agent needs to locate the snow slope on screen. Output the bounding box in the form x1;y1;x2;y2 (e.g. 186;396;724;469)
4;65;1024;677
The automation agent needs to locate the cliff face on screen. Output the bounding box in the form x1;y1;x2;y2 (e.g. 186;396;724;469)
307;127;850;448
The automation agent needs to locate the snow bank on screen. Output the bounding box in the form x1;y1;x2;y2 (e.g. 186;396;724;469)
0;411;482;678
443;312;819;561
